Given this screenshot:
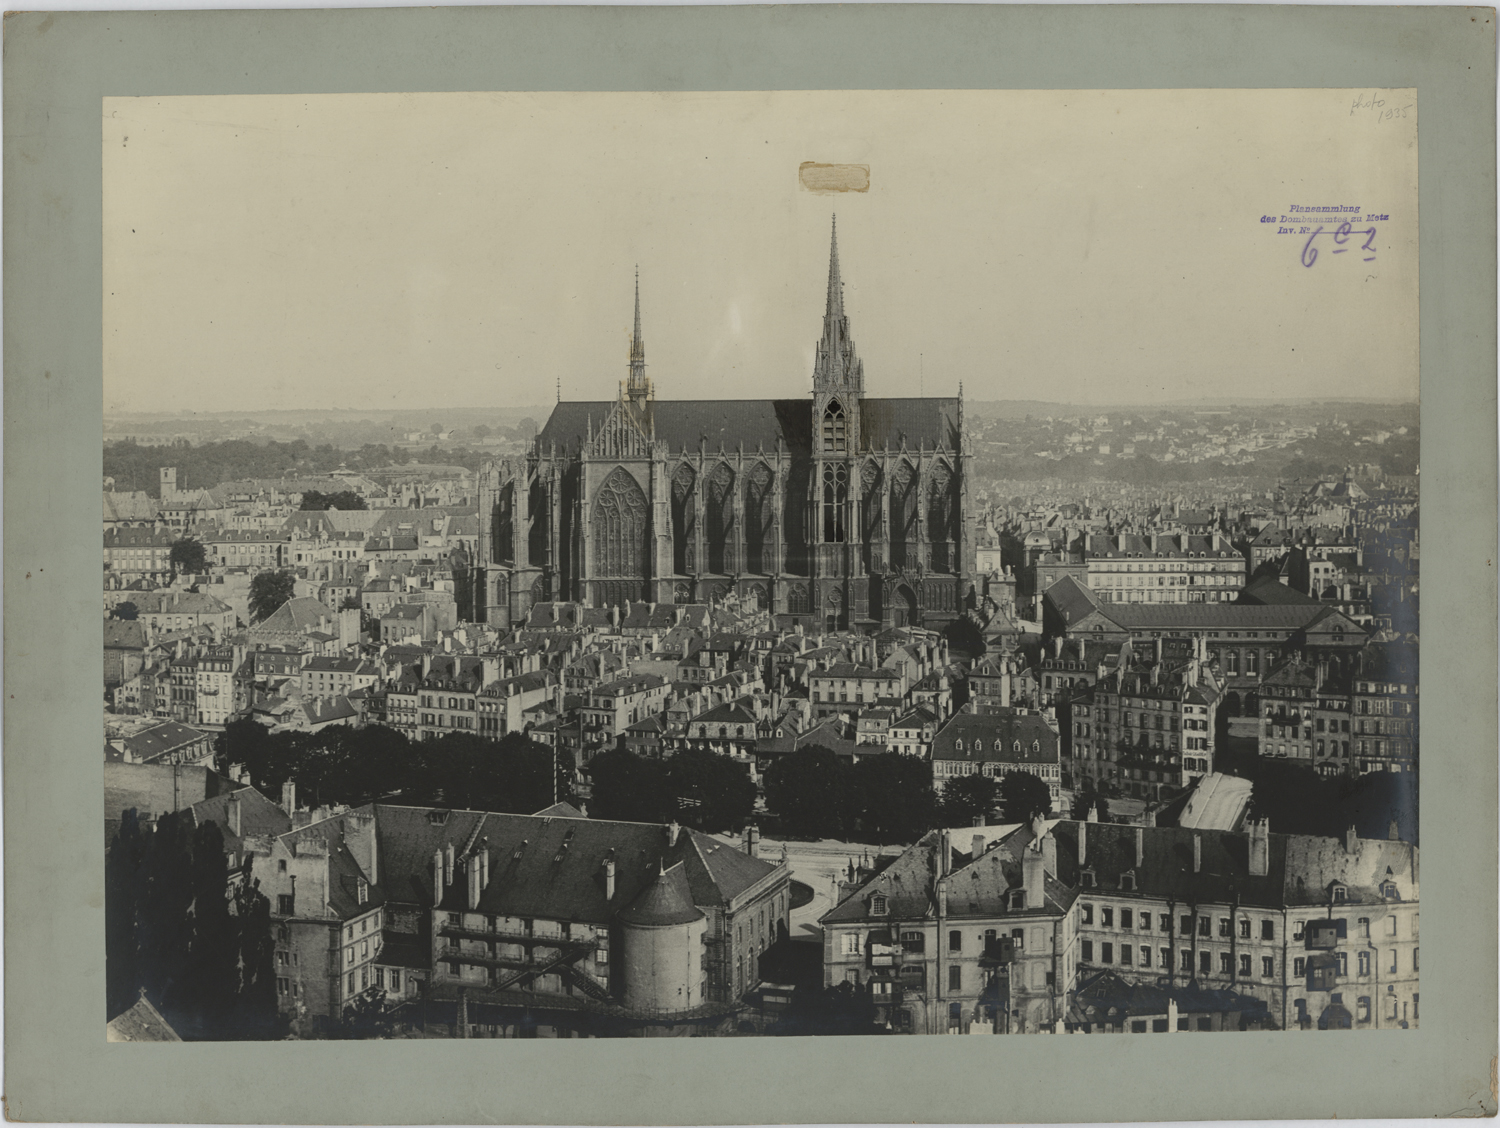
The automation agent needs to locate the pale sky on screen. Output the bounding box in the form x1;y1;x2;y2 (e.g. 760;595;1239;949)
103;89;1418;413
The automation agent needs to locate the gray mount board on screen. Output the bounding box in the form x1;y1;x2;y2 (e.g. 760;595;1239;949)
5;4;1495;1123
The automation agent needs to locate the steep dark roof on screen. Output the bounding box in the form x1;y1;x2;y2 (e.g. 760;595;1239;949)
619;863;704;926
537;397;958;456
1238;575;1320;606
371;805;779;923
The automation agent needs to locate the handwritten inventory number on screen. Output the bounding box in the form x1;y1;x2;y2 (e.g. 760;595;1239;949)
1301;223;1377;268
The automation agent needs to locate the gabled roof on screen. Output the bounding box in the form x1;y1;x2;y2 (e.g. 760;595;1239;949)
252;596;338;634
192;785;293;851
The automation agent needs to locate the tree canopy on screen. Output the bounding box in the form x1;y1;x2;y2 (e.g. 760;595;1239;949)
106;809;281;1039
940;773;999;828
587;746;757;833
998;770;1053;823
169;537;208;575
764;748;940;843
214;719;574;815
247;570;297;623
114;601;139;621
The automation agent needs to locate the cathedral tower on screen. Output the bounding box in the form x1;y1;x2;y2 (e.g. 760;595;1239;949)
811;216;866;629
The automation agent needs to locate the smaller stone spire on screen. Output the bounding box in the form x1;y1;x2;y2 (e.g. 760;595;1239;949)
626;266;651;409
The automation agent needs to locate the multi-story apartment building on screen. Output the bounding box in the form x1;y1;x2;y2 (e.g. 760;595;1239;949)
1045;578;1368;720
194;649;236;727
822;818;1420;1036
930;712;1062;808
168;657;198;724
579;673;670;760
1339;641;1419;777
1082;652;1220;802
1084;533;1245;604
820;821;1080;1034
887;706;938;759
229;806;791;1038
299;656;381;701
1055;819;1419;1032
808;663;905;720
128;590;237;636
103;526;176;584
1259;658;1320;764
199;528;283;572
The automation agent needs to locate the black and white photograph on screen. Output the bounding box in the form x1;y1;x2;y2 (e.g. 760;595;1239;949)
100;87;1422;1042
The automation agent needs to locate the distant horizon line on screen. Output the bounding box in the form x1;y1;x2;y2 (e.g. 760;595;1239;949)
105;395;1420;419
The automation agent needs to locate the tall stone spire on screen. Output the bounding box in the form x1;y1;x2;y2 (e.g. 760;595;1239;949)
814;215;863;391
626;266;651;407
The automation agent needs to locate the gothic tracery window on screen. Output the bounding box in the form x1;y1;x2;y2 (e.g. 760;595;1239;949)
822;463;848;543
705;462;735;573
822;400;847;453
890;461;918;570
745;462;775;574
671;463;696;574
592;466;648;579
928;461;955;571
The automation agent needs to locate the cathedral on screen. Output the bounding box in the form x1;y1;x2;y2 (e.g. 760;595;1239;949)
476;220;977;633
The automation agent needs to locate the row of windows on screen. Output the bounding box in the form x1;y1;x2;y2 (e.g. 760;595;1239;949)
1081;940;1275;978
1082;906;1277;940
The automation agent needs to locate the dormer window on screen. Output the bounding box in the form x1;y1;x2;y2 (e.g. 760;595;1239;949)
1381;880;1399;900
870;894;888;917
1120;871;1137;892
955;740;964;752
1332;884;1347;904
1080;869;1096;888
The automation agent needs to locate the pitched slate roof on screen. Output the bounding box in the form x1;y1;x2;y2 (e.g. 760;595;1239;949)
370;805;781;923
191;785;293;852
931;712;1059;764
538;397;958;457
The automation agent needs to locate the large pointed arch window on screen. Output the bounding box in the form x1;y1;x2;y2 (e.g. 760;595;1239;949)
822;463;848;543
593;466;648;579
822;400;847;453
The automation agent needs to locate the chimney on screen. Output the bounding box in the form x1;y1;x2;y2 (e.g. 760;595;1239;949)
1077;820;1087;866
445;842;456;885
357;876;369;905
605;856;616;900
1022;845;1045;908
1086;804;1099;825
226;792;242;837
747;824;760;858
1345;824;1359;855
1387;818;1400;842
1248;818;1270;876
467;855;482;910
480;839;490;887
1192;833;1202;873
1135;826;1145;869
972;833;986;861
433;848;444;893
668;821;680;847
281;780;297;814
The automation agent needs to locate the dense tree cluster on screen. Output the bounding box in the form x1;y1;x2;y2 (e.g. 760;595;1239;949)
247;570;298;623
763;751;1058;842
587;747;757;833
106;810;280;1039
169;537;208;575
299;490;367;511
214;718;574;815
764;749;939;843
